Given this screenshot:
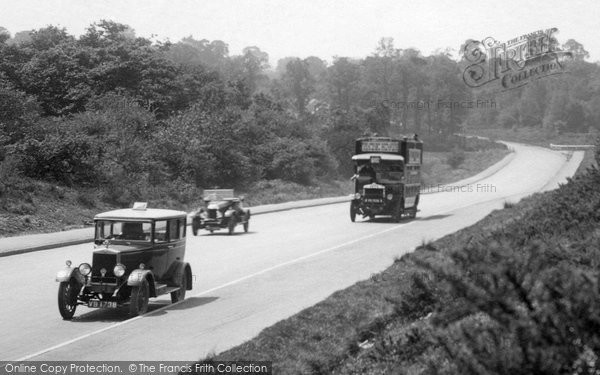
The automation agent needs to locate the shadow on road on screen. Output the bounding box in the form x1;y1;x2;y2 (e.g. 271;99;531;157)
71;306;132;323
68;297;219;322
199;231;257;236
356;212;451;224
418;214;453;221
146;296;219;317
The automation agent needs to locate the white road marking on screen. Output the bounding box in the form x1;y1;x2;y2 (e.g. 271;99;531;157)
17;148;580;360
16;221;415;361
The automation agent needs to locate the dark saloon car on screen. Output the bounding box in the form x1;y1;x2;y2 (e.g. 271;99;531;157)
55;202;193;319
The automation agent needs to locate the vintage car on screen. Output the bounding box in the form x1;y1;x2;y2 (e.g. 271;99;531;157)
191;189;251;235
55;202;193;319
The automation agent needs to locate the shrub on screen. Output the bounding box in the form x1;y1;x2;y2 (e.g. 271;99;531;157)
76;191;96;208
14;131;101;186
413;161;600;374
447;149;465;169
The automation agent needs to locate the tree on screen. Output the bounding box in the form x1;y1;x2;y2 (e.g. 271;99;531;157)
327;57;360;111
14;26;89;115
166;37;229;70
562;39;589;61
282;58;314;114
227;46;269;93
10;30;32;45
0;76;41;159
0;27;10;44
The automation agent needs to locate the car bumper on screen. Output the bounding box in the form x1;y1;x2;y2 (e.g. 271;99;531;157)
199;220;226;230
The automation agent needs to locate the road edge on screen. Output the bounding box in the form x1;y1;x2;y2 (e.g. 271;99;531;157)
0;142;528;258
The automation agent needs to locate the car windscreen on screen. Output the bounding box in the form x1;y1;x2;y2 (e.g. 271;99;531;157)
373;161;404;182
95;221;152;242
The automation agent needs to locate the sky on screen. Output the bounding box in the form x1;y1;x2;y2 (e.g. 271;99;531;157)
0;0;599;66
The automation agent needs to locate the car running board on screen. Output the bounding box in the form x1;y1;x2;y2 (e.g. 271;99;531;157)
155;284;182;295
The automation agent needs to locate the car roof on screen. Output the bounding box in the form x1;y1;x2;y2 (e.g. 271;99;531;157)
352;153;404;161
94;208;187;221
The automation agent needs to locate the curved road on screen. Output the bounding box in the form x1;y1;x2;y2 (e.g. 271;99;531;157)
0;142;583;361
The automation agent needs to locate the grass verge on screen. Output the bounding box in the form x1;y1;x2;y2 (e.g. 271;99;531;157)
203;140;600;374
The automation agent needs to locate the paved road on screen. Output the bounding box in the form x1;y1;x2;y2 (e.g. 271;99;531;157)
0;143;583;361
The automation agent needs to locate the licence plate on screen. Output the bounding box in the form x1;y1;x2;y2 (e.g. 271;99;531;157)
364;199;383;203
88;300;117;308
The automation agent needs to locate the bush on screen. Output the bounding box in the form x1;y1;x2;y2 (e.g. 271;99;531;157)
413;161;600;374
76;191;96;208
14;130;101;186
447;149;465;169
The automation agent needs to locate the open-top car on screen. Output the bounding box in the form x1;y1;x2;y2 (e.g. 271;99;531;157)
191;189;251;235
55;202;193;319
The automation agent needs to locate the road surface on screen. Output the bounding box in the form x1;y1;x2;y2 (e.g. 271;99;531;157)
0;142;583;361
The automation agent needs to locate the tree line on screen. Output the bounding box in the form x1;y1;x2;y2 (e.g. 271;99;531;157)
0;21;598;204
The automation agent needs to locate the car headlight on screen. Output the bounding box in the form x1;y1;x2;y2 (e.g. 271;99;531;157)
79;263;92;276
354;193;361;199
387;193;393;200
113;264;126;277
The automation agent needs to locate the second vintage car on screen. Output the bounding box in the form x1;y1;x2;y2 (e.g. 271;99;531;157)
191;189;251;235
55;202;193;319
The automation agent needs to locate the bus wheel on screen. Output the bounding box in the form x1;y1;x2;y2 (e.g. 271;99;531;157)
393;202;403;223
408;207;417;219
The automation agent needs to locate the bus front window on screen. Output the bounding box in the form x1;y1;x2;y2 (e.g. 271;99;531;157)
374;162;403;183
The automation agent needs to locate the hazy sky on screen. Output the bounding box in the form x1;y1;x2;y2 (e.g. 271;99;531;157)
1;0;599;65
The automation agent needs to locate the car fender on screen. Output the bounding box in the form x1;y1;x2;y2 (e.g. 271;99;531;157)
128;269;157;296
56;267;85;284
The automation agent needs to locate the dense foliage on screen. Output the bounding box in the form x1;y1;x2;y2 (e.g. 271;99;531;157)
0;22;598;204
408;142;600;374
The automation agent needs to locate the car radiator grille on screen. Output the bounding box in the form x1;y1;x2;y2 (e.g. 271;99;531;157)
92;252;116;281
207;209;217;219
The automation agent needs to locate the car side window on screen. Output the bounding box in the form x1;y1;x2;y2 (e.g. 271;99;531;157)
154;220;168;243
179;218;186;238
169;219;179;241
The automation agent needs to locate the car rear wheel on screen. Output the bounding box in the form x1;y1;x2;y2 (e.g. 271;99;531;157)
129;279;149;317
58;280;79;320
171;270;187;303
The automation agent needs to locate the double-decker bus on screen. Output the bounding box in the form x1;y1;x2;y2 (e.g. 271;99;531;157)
350;136;423;222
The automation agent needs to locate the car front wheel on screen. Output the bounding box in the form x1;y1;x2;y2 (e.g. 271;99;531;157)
58;280;79;320
228;217;236;235
129;279;149;317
